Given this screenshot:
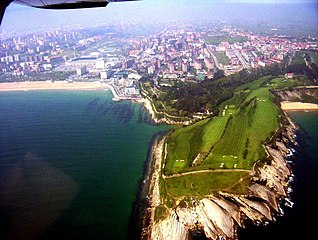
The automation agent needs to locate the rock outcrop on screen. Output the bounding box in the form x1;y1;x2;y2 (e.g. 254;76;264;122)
276;87;318;103
146;118;297;240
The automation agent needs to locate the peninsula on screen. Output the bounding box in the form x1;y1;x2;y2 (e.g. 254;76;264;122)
0;19;317;240
136;72;318;240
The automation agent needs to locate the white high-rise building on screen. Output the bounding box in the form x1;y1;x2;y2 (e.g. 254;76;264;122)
96;58;106;70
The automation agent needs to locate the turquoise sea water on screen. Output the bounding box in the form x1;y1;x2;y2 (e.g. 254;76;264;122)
289;111;318;161
0;90;170;240
1;91;317;240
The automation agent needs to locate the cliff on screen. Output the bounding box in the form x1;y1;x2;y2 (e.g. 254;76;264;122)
276;87;318;104
145;115;298;240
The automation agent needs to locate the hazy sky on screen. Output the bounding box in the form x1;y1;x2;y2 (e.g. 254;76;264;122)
1;0;317;36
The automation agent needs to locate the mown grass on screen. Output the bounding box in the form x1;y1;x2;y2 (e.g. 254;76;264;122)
266;76;311;89
164;76;280;175
164;115;230;175
204;87;279;169
165;172;251;198
158;76;284;221
165;119;209;175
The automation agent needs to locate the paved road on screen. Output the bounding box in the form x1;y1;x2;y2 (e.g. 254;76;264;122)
233;49;250;69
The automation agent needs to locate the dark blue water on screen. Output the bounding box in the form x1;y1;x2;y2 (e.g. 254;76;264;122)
0;90;169;240
239;111;318;240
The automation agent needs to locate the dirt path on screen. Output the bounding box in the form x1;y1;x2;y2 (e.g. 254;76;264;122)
163;169;251;179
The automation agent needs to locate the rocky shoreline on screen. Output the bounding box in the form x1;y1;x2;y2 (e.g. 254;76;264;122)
137;97;192;126
132;134;167;240
139;109;298;240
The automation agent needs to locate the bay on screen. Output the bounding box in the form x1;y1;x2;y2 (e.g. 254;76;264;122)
0;90;170;240
1;90;317;240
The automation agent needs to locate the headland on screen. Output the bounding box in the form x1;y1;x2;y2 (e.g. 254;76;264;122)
135;77;318;240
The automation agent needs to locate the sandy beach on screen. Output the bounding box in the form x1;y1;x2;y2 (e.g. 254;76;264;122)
0;81;108;92
281;101;318;110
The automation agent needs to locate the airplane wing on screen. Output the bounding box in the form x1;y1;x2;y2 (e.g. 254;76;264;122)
0;0;138;25
13;0;138;9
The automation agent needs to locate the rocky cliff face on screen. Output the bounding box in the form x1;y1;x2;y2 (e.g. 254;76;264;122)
276;87;318;103
148;120;297;240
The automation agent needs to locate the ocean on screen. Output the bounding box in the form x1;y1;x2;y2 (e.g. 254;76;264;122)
239;111;318;240
0;91;317;240
0;90;169;240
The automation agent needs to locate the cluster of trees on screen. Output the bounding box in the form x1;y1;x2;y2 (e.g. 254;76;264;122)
155;64;287;116
0;70;75;83
141;54;317;118
287;52;318;80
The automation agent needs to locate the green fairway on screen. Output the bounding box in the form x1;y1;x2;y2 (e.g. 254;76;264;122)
164;115;231;175
164;171;251;199
266;76;311;89
204;87;279;169
164;77;280;175
158;76;288;220
164;118;210;175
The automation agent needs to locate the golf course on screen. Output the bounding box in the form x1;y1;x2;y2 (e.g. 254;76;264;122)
155;76;307;219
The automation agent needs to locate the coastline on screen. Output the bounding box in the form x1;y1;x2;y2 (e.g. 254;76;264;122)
140;104;299;240
136;98;157;122
136;97;192;125
0;81;107;91
4;81;315;239
131;132;167;240
239;111;318;240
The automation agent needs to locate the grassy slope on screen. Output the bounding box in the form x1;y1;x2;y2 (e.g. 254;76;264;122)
165;119;209;174
165;172;251;198
161;76;281;207
205;87;278;169
156;75;312;220
165;77;279;174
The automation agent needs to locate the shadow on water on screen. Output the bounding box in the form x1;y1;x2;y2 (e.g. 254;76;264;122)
85;97;147;125
138;105;155;125
0;152;78;240
85;98;100;113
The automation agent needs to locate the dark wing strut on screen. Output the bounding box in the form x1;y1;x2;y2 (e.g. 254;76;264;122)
0;0;138;26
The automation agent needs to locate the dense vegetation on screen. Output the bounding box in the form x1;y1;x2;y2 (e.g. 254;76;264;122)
144;59;316;120
0;71;75;82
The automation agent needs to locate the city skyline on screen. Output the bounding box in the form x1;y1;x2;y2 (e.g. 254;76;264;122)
1;0;317;36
